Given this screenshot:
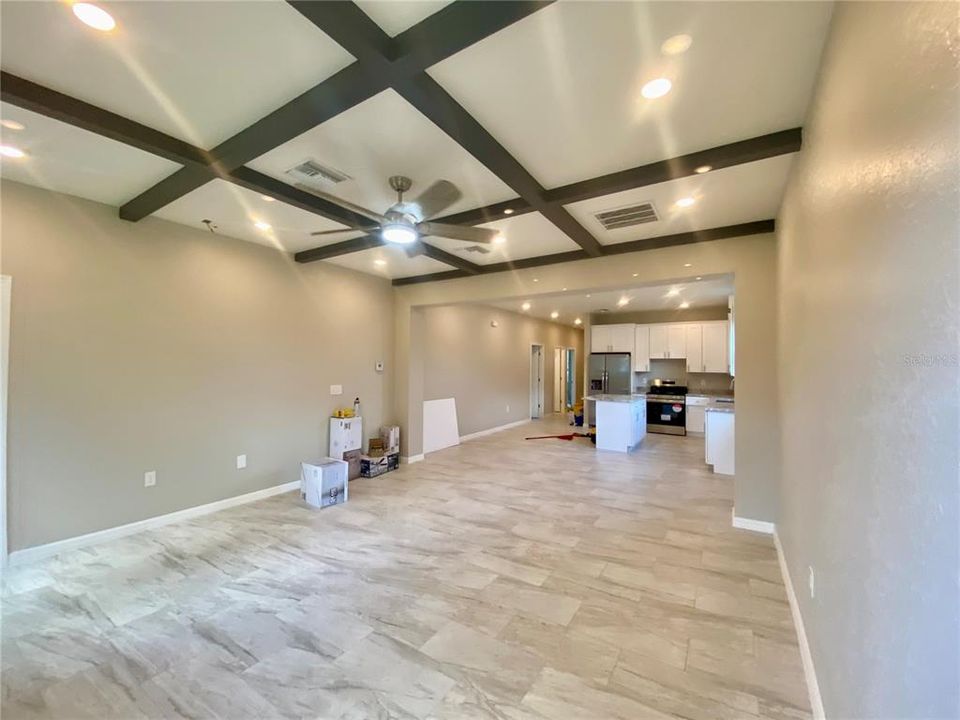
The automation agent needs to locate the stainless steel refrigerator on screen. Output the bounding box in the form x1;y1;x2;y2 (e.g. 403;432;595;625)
588;353;632;395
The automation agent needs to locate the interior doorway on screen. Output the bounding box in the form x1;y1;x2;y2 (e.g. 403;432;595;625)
1;276;10;565
530;344;544;419
566;347;576;408
553;346;577;414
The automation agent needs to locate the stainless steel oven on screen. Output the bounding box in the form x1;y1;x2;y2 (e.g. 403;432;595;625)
647;385;687;436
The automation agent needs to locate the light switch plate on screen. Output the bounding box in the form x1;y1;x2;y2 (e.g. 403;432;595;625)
330;384;343;395
375;361;384;373
236;454;247;470
144;471;156;488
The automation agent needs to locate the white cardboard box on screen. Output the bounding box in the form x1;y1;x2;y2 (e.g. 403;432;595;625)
301;457;348;508
330;417;362;460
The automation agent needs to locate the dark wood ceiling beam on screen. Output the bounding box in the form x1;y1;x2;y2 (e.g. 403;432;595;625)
293;234;384;263
392;220;775;285
419;242;482;275
0;72;210;167
393;74;603;257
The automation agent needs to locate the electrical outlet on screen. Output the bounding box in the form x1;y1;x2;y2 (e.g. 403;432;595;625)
808;566;815;598
144;471;156;488
330;384;343;396
236;454;247;470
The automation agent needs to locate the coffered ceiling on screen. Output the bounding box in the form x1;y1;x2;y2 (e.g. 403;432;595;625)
0;1;835;283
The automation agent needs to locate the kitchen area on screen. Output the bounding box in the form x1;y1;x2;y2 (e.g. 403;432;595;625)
584;294;736;474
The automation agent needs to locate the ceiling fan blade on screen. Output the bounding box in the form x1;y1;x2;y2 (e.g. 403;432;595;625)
293;183;386;224
309;227;367;237
417;221;499;244
412;180;462;220
404;242;426;259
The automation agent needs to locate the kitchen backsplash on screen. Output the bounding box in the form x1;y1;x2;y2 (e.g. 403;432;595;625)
634;359;733;394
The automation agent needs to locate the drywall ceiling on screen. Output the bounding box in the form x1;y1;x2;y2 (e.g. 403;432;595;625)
0;1;833;280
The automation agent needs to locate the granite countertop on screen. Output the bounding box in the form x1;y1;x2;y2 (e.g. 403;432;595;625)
686;391;735;399
584;393;646;403
705;399;735;414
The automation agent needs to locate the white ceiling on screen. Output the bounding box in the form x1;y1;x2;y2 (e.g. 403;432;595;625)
564;154;795;246
429;1;832;188
489;277;734;326
248;89;515;220
0;0;353;148
0;102;179;206
0;1;834;281
326;245;451;279
355;0;453;37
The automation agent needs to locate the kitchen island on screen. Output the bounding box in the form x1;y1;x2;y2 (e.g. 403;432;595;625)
585;394;646;452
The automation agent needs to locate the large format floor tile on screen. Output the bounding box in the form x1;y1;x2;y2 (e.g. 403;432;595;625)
1;417;810;719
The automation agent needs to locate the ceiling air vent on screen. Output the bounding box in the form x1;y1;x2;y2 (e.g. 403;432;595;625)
594;201;658;230
285;159;351;186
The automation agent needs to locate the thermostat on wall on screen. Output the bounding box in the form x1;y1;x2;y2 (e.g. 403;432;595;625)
375;361;384;373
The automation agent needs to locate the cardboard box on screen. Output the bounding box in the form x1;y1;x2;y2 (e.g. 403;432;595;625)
380;425;400;454
367;437;385;457
300;458;348;509
387;452;400;471
360;454;390;478
342;449;361;480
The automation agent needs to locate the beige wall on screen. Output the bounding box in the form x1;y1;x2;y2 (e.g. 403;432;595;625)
394;233;779;521
1;180;394;551
591;305;728;325
421;304;583;436
776;3;959;717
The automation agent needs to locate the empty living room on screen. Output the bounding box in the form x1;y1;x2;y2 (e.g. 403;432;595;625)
0;1;957;719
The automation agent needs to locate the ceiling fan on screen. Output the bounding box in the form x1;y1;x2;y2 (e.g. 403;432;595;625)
306;176;501;247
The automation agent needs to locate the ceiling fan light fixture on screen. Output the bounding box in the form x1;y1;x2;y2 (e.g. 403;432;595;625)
382;222;417;245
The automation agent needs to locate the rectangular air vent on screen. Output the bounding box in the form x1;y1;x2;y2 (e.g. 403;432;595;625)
594;201;659;230
285;159;351;185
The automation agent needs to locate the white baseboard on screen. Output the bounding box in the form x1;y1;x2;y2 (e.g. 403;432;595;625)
731;508;776;535
401;454;424;464
7;480;300;567
774;531;826;719
460;418;531;442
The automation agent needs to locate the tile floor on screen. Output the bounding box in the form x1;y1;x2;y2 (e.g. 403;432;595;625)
1;417;810;719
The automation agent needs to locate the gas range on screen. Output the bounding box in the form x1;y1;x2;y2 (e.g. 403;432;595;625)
646;384;688;436
646;384;688;403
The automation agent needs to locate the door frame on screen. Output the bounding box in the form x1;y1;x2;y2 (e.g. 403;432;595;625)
553;347;563;414
529;343;545;419
1;276;10;566
564;346;577;408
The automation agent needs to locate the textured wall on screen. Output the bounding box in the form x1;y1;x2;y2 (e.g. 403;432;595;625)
1;181;394;551
421;304;584;436
776;3;960;717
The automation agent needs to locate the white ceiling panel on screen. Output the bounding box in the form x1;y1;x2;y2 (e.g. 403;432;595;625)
154;179;351;254
429;1;833;188
0;1;353;149
0;102;179;206
490;277;734;325
355;0;454;37
565;154;794;246
326;245;451;279
426;211;580;265
247;89;516;220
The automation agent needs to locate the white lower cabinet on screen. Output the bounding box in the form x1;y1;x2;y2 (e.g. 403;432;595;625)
705;409;735;475
685;395;708;434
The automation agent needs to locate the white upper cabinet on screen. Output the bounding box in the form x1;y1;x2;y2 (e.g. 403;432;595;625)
591;325;612;353
591;324;634;353
649;324;668;359
649;324;686;358
685;325;703;373
701;321;729;373
634;325;650;372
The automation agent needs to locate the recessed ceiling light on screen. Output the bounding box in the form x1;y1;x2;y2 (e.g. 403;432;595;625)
493;233;506;245
684;263;692;268
504;208;514;215
550;311;559;319
521;301;531;311
253;220;271;231
374;259;387;267
574;318;582;325
533;278;539;282
1;119;24;131
261;195;275;202
666;287;681;297
695;165;712;174
641;78;672;99
562;287;567;291
675;197;696;209
632;273;639;277
661;34;692;56
72;2;116;31
695;276;702;281
585;294;591;298
617;297;630;307
679;302;690;309
0;145;26;159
